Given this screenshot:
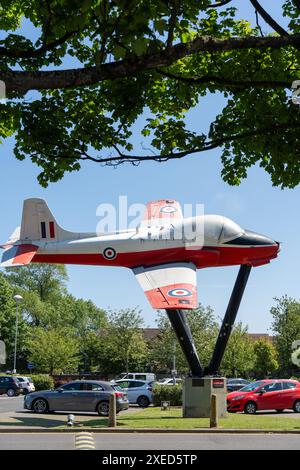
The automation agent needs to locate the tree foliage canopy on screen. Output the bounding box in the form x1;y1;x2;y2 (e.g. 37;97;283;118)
253;338;279;378
220;322;255;377
0;272;29;361
150;305;218;373
1;264;106;372
1;1;300;187
26;326;80;374
5;264;68;302
271;295;300;376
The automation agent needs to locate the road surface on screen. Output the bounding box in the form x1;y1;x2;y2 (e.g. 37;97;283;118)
0;432;299;450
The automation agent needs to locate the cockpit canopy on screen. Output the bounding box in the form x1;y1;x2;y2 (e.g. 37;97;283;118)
203;215;244;244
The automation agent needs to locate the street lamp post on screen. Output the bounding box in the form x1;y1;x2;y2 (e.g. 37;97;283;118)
172;340;177;385
12;295;23;374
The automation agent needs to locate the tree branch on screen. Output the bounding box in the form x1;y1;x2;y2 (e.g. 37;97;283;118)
166;1;179;49
31;122;300;167
249;0;289;36
0;29;81;59
2;33;300;93
156;69;292;89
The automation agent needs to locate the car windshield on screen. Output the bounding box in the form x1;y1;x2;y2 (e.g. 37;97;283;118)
239;381;265;392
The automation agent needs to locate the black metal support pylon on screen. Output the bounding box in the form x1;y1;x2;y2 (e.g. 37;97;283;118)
206;264;252;375
166;309;204;377
165;264;252;377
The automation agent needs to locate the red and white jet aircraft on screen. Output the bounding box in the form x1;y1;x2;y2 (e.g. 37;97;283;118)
0;198;279;310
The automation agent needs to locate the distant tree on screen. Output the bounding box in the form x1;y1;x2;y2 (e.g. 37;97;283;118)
3;264;109;372
0;272;29;368
253;338;279;379
93;308;148;374
149;305;218;374
271;296;300;376
4;264;68;302
26;327;80;374
221;323;255;378
53;295;107;333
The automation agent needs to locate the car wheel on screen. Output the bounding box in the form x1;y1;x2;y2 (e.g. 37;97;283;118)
7;389;16;397
97;401;109;416
23;389;29;395
137;395;150;408
32;398;49;413
276;409;284;413
244;401;257;414
293;400;300;413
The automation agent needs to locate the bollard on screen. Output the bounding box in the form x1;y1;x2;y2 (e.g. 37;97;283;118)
210;394;218;428
67;414;75;427
108;393;117;427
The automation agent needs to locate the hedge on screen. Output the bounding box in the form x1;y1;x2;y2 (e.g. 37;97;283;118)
29;374;54;391
152;384;183;407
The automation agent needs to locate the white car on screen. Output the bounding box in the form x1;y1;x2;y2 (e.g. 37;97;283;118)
158;378;183;385
16;376;35;394
112;372;156;382
114;379;154;407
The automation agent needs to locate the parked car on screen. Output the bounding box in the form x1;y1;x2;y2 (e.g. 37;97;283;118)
0;376;23;397
16;376;35;395
227;379;300;414
112;372;156;382
24;380;129;416
158;378;183;386
226;378;251;392
114;379;153;407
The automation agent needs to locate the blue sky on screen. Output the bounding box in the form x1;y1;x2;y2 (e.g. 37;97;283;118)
1;2;298;332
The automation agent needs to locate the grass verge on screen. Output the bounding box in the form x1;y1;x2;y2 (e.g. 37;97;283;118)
83;407;300;431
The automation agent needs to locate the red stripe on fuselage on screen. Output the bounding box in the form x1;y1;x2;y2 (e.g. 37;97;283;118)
32;244;279;269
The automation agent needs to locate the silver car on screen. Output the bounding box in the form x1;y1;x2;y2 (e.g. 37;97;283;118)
24;380;129;416
114;379;153;407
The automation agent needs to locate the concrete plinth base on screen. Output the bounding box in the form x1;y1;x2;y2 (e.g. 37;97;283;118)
183;377;227;418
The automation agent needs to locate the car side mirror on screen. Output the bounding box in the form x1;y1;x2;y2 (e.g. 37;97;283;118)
57;387;63;392
259;388;266;394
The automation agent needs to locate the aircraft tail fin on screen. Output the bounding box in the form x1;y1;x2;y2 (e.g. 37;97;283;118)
20;198;77;242
1;199;96;268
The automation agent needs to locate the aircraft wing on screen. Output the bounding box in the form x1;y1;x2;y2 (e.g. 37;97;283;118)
133;262;197;310
0;243;38;268
139;199;183;228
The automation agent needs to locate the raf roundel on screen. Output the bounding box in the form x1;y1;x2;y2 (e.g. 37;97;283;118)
160;205;177;214
103;247;117;260
168;288;192;297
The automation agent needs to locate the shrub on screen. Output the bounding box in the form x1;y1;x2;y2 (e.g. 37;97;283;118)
30;374;54;391
152;384;183;407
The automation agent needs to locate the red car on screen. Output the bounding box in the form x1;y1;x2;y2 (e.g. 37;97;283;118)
227;379;300;414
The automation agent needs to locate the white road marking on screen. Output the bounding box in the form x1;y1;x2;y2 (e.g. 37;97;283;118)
75;432;95;450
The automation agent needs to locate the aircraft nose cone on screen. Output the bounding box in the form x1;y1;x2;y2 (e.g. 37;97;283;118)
242;230;278;246
226;230;279;247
